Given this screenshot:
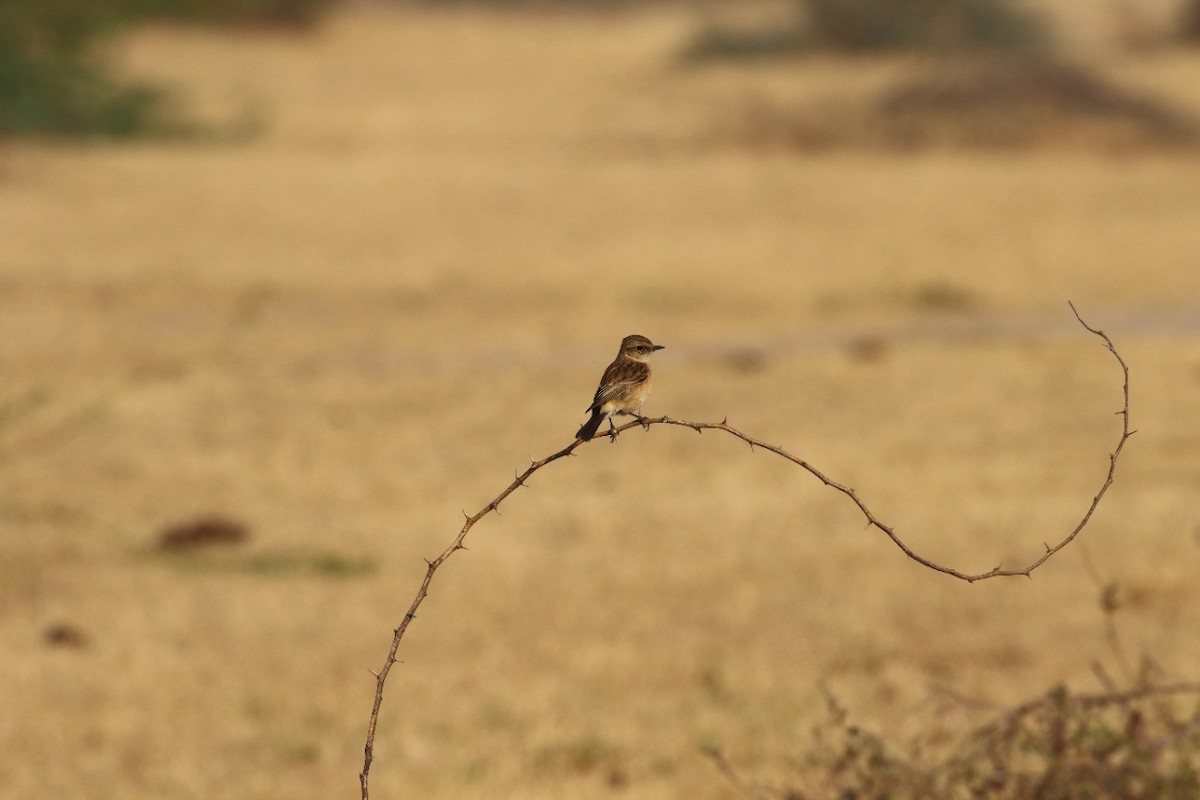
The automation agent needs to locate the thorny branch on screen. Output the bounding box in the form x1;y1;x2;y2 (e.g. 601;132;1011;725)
360;304;1133;798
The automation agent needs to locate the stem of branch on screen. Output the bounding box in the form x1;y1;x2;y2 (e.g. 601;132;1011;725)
360;304;1130;797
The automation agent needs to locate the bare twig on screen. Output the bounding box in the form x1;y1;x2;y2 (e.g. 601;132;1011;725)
360;304;1132;797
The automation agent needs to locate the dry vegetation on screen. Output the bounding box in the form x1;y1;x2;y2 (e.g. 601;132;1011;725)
2;2;1200;798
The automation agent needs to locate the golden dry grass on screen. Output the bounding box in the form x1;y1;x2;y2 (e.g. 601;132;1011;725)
2;4;1200;798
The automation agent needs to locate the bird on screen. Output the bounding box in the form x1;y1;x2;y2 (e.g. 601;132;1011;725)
576;334;665;441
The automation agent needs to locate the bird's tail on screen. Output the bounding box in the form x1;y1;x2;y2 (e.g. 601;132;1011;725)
576;410;604;441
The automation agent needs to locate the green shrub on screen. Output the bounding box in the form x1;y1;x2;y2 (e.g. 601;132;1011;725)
0;30;166;136
0;0;337;138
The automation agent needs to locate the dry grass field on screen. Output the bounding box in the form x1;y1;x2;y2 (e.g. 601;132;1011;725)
2;2;1200;798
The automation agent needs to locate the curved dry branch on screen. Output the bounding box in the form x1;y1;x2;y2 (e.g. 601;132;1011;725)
360;304;1131;798
358;438;583;799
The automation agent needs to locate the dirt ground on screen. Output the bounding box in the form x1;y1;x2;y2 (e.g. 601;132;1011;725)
2;3;1199;798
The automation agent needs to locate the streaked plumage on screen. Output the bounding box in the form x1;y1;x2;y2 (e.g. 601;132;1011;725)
576;334;664;441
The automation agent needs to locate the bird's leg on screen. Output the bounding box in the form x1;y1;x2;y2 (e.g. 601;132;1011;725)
606;414;618;443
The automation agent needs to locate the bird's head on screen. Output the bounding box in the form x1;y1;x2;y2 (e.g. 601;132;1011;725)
620;334;665;362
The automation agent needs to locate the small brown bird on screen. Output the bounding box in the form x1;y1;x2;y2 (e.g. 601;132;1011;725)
576;334;665;441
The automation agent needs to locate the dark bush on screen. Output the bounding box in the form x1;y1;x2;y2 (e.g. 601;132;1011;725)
710;682;1200;799
1181;0;1200;42
805;0;1051;53
685;0;1053;62
713;56;1200;153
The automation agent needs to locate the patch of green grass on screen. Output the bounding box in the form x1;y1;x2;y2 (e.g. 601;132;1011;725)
243;551;375;578
534;731;622;776
278;737;321;764
684;26;810;63
910;281;977;312
151;548;378;578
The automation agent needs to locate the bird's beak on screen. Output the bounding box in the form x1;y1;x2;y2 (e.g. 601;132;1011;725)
652;344;665;351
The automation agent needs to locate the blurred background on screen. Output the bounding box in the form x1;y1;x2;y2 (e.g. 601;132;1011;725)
2;0;1199;797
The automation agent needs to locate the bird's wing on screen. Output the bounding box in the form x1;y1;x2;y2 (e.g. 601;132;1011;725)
586;363;648;412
